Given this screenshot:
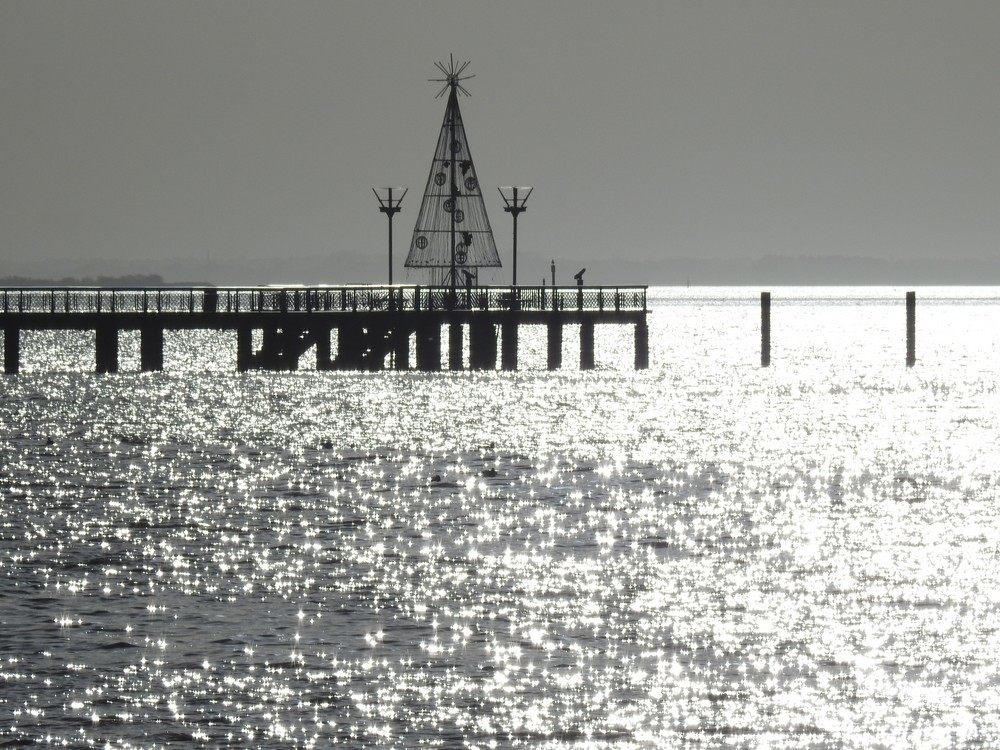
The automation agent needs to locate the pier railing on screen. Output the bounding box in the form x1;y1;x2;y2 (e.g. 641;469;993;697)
0;285;647;315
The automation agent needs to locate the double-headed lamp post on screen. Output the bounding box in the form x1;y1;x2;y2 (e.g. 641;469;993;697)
499;186;532;286
373;187;407;285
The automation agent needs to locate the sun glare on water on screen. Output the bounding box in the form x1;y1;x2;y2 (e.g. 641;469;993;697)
1;287;999;747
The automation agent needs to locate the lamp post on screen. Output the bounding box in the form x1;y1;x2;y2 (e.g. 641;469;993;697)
499;186;532;286
373;187;407;285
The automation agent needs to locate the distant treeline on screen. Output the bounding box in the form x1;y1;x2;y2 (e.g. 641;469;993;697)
0;274;213;288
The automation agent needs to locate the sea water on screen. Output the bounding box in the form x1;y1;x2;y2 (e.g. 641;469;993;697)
1;287;999;748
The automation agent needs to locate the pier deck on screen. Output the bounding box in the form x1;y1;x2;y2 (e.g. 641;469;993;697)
0;285;648;373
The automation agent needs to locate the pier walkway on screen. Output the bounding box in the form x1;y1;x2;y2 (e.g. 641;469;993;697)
0;285;648;373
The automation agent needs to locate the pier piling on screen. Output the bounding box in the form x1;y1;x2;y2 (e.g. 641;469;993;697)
95;326;119;374
316;327;333;370
580;321;595;370
140;326;164;372
338;323;365;370
906;291;915;367
237;328;253;371
501;321;518;371
634;320;649;370
469;321;497;370
449;323;464;371
761;292;771;367
392;328;410;370
416;322;441;371
547;321;563;370
4;328;19;374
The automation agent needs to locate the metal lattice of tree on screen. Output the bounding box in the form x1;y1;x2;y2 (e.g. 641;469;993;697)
405;56;500;287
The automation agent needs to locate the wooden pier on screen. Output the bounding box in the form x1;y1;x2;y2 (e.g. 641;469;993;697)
0;285;648;374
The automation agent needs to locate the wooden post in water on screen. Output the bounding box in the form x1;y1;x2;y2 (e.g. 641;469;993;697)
392;327;410;370
95;326;119;374
260;327;281;370
315;327;333;370
140;326;164;372
3;328;20;374
364;323;386;372
906;291;915;367
547;321;563;370
469;320;496;370
760;292;771;367
634;319;649;370
237;328;253;371
416;322;441;371
448;323;463;371
501;321;518;371
580;321;595;370
338;322;366;370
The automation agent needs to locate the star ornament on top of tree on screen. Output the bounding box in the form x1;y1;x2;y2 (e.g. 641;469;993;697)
429;54;475;98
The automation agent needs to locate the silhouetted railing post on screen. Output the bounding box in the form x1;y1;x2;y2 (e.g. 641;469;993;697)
906;291;915;367
761;292;771;367
203;289;218;313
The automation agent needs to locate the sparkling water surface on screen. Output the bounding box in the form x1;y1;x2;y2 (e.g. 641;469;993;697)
2;287;1000;748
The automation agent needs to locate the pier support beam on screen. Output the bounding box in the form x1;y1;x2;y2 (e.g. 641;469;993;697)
4;328;20;374
337;322;365;370
237;328;253;371
140;326;164;372
260;327;286;370
363;324;388;371
634;319;649;370
906;291;915;367
449;323;463;371
392;328;410;370
547;321;563;370
469;320;496;370
761;292;771;368
501;321;518;371
580;321;595;370
95;326;119;374
316;327;333;370
416;321;441;371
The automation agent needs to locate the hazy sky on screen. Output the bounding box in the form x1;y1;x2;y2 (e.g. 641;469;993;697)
2;1;999;284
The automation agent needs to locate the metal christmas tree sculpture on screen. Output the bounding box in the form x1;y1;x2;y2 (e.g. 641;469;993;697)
405;56;500;288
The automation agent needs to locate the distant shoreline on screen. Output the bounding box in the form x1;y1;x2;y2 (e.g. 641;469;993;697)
6;255;1000;288
5;254;1000;287
566;256;1000;288
0;274;212;288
